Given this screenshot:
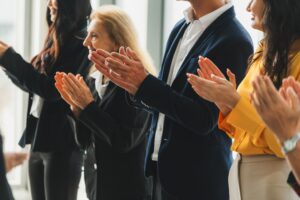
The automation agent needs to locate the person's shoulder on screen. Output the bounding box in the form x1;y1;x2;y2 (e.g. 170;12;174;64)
169;18;186;35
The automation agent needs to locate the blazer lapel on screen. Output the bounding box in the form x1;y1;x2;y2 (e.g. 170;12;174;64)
99;82;118;107
172;7;236;85
159;22;189;81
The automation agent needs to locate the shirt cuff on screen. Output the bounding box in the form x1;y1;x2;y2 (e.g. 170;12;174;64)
219;96;266;145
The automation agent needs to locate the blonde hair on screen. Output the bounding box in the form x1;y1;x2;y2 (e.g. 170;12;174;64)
90;5;157;75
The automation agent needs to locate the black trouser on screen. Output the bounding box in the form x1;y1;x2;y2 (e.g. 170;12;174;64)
28;150;83;200
152;162;178;200
83;146;97;200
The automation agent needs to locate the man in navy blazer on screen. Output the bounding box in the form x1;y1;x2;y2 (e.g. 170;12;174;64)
91;0;253;199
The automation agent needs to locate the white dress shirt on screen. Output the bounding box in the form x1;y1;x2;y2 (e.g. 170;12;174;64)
151;3;233;161
89;70;109;99
30;95;44;118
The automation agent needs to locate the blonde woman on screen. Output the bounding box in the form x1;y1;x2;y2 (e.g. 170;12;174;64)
55;5;156;200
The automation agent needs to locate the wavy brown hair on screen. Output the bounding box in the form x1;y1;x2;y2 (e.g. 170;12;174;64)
32;0;92;74
259;0;300;88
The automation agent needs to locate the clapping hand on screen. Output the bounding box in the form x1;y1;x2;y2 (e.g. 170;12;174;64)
187;56;239;115
55;72;94;116
251;75;300;142
89;46;148;95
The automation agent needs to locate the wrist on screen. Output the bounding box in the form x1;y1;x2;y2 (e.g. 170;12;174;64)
281;132;300;154
133;72;148;95
229;92;240;109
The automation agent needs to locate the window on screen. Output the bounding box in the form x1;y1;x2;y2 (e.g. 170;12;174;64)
0;0;28;187
91;0;100;9
116;0;148;48
163;0;189;44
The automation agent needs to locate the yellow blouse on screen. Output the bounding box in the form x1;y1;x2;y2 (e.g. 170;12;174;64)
219;40;300;158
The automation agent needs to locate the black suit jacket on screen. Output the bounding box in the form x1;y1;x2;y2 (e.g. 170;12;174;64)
0;135;14;200
68;79;152;200
0;29;90;152
134;8;253;199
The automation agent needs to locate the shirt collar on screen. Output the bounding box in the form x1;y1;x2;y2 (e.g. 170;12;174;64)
89;70;101;80
183;2;233;27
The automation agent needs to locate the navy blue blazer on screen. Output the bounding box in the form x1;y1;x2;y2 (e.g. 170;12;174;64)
134;8;253;199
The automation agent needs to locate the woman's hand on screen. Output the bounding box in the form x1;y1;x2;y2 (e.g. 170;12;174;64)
55;72;82;117
4;152;27;173
0;40;9;56
251;75;300;142
60;73;94;110
187;56;240;116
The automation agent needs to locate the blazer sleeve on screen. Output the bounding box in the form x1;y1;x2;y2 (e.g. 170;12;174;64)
67;114;93;150
134;38;253;136
0;41;87;101
77;93;151;153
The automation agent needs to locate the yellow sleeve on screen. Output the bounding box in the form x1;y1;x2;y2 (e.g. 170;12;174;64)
218;113;235;138
220;96;284;157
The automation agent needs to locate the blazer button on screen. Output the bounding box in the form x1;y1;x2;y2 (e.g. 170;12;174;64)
162;138;168;142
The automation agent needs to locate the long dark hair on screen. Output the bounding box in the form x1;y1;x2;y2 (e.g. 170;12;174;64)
260;0;300;88
32;0;92;74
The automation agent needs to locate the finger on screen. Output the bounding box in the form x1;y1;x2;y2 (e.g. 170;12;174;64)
109;71;137;93
290;77;300;98
55;83;76;107
204;57;226;78
126;47;140;61
286;87;300;110
251;76;268;107
111;52;135;66
227;69;237;89
197;68;205;78
106;57;130;74
78;76;91;91
62;75;79;96
90;50;110;68
119;46;127;56
263;76;282;103
187;73;216;91
96;49;111;58
250;91;262;112
187;74;217;102
54;72;65;84
281;78;289;91
67;73;82;91
211;74;228;85
279;87;288;101
198;57;212;80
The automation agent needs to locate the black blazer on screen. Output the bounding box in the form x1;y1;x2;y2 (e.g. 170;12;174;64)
0;30;90;152
133;8;253;199
0;135;14;200
68;78;152;200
